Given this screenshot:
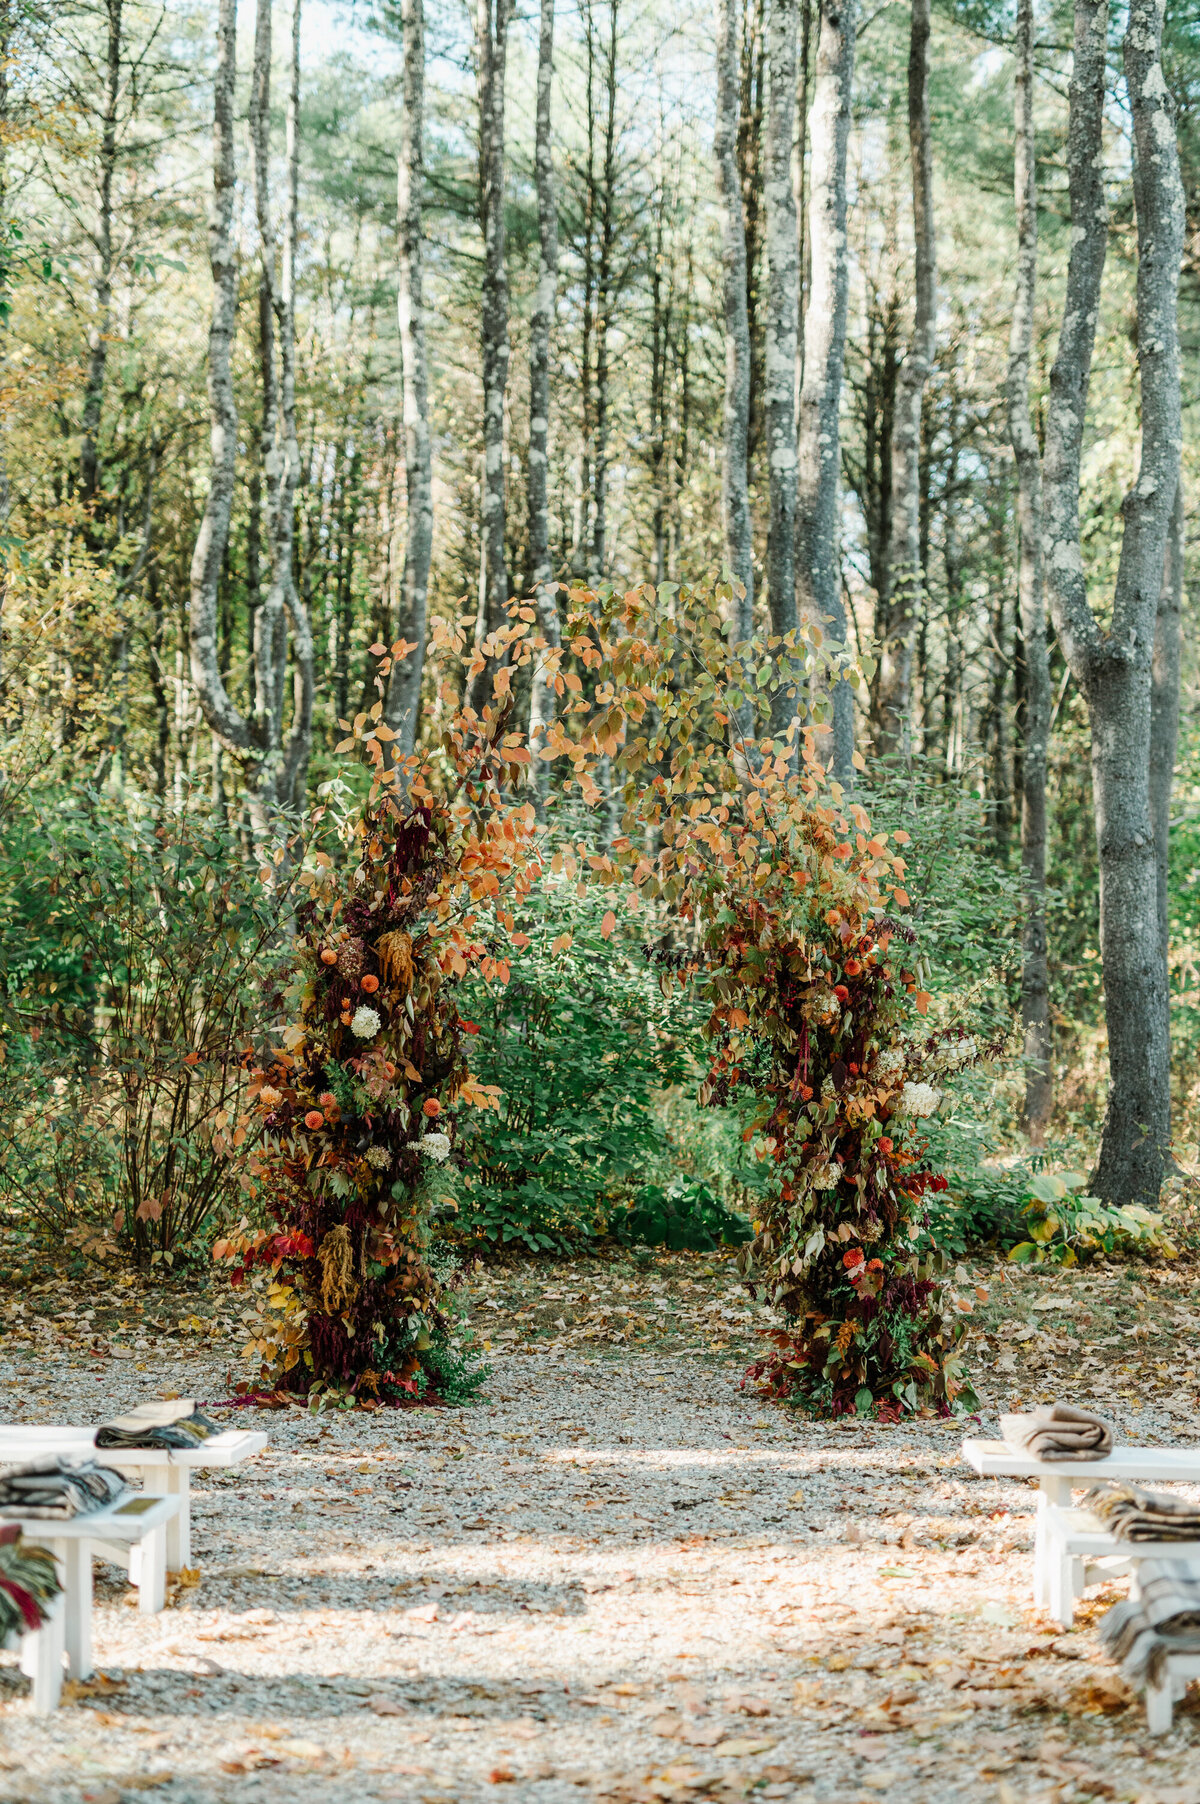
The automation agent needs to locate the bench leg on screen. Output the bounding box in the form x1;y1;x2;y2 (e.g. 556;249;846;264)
1146;1674;1174;1736
142;1466;190;1571
20;1596;65;1714
61;1537;94;1679
138;1522;167;1615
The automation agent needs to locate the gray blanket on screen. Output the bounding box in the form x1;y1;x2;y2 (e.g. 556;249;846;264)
96;1398;221;1451
0;1457;127;1520
1099;1559;1200;1686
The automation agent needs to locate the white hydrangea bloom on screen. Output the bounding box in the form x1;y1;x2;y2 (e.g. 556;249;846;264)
408;1131;451;1163
809;1159;843;1191
365;1145;391;1169
875;1045;905;1079
898;1080;941;1118
350;1005;382;1039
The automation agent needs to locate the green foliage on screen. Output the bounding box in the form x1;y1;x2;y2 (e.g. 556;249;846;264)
446;881;708;1253
619;1176;752;1253
1007;1171;1177;1265
0;786;296;1264
917;1113;1029;1257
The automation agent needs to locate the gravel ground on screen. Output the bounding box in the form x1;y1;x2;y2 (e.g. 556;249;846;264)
0;1252;1198;1804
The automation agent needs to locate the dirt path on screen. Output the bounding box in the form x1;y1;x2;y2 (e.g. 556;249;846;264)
0;1252;1198;1803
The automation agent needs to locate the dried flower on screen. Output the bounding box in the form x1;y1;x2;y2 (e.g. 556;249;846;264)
408;1131;451;1164
360;974;380;994
365;1146;391;1169
320;948;338;966
259;1086;282;1108
897;1080;941;1118
422;1098;441;1118
810;1157;843;1191
338;938;366;980
303;1110;324;1130
350;1005;381;1039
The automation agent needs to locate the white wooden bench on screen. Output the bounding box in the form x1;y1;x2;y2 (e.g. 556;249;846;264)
961;1439;1200;1627
0;1424;267;1577
2;1492;181;1708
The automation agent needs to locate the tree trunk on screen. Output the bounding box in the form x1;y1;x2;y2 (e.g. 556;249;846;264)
385;0;434;759
79;0;122;511
1007;0;1052;1142
715;0;754;643
1042;0;1184;1204
1151;480;1183;998
189;0;254;765
0;0;11;693
764;0;798;682
590;0;618;582
278;0;312;809
526;0;560;799
737;0;766;470
469;0;513;714
795;0;856;779
874;0;936;758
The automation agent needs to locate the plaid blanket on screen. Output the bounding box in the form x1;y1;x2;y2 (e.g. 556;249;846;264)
1082;1480;1200;1542
95;1398;221;1451
1100;1560;1200;1686
0;1457;127;1521
999;1401;1113;1462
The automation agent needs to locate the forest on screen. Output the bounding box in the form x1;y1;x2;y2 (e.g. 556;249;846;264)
1;0;1200;1792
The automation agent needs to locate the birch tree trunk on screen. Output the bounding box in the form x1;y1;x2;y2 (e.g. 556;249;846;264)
469;0;513;714
189;0;254;762
795;0;856;779
278;0;312;807
79;0;123;511
1007;0;1052;1142
715;0;754;644
1151;482;1183;992
764;0;798;680
1042;0;1184;1204
874;0;936;757
385;0;434;759
590;0;618;582
526;0;560;797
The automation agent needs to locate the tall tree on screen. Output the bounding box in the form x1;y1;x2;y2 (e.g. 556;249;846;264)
1151;481;1184;1027
385;0;433;759
795;0;856;779
874;0;936;756
469;0;513;713
1042;0;1184;1202
190;0;312;819
78;0;122;512
590;0;618;581
764;0;798;705
526;0;560;789
715;0;754;644
1007;0;1052;1142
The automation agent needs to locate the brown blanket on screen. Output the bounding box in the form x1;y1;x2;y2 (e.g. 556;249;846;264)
999;1402;1113;1462
1083;1480;1200;1543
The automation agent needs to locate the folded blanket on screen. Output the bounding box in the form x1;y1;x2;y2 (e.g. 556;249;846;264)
1082;1479;1200;1542
0;1457;127;1520
1099;1559;1200;1686
999;1401;1113;1462
95;1398;221;1451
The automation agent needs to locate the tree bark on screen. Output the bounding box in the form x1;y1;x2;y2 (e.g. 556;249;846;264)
1007;0;1052;1142
1151;481;1183;994
1042;0;1184;1203
469;0;513;714
590;0;618;582
385;0;434;759
795;0;856;779
874;0;936;758
526;0;560;797
278;0;312;808
79;0;122;511
715;0;755;643
764;0;798;678
189;0;253;763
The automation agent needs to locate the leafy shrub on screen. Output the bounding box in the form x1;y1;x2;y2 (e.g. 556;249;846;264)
619;1176;752;1253
1008;1171;1176;1265
917;1113;1029;1257
445;881;707;1253
0;788;298;1265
